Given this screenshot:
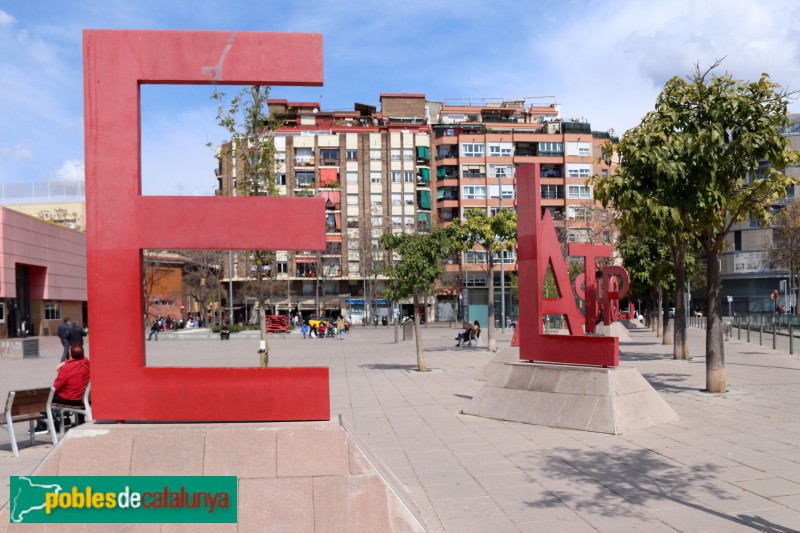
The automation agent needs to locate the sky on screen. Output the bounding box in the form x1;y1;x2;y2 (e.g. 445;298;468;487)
2;0;800;197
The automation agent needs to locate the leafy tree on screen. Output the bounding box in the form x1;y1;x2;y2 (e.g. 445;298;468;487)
446;209;517;351
379;229;455;371
211;86;282;365
596;63;799;392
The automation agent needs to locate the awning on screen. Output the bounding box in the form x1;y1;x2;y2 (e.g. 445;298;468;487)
437;166;448;178
418;168;430;182
416;146;430;160
437;188;445;199
326;234;342;242
417;190;431;210
320;168;339;187
321;190;341;209
296;257;316;264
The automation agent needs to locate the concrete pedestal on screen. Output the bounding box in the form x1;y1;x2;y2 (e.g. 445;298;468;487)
465;362;679;434
2;418;426;531
0;338;39;360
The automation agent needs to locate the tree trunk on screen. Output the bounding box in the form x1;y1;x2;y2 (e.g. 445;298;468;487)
674;243;690;359
662;287;672;344
413;291;427;372
656;289;664;337
486;257;496;352
705;244;725;392
259;305;269;367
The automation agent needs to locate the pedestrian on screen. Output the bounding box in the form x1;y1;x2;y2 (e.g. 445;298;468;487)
301;322;309;339
57;317;71;362
147;320;159;341
336;316;346;340
68;320;86;347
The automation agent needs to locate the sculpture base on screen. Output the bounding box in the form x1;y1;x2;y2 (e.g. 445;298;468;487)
3;418;426;531
464;362;679;434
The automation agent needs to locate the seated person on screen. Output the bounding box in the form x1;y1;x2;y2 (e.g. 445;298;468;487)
455;323;474;346
471;320;481;343
53;344;91;427
220;322;230;340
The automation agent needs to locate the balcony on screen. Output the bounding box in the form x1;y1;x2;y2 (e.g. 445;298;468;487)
294;157;315;166
320;158;340;166
463;172;486;179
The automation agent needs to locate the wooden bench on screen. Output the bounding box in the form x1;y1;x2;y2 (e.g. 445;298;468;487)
2;387;58;457
52;382;92;437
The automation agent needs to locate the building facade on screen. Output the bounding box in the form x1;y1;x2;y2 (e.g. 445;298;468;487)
0;207;87;338
431;99;617;326
216;94;618;325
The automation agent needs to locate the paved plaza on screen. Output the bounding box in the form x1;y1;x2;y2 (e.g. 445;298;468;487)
4;323;800;531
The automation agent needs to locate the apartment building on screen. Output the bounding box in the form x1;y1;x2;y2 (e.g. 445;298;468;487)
215;94;618;325
430;99;617;326
216;94;434;323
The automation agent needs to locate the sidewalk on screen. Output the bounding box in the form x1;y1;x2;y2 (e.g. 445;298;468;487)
3;325;800;531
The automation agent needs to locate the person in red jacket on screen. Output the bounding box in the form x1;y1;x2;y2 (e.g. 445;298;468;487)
53;344;90;425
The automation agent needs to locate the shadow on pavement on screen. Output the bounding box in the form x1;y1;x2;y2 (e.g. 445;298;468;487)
519;446;751;527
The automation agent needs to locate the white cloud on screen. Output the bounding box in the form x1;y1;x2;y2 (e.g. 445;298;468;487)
1;142;34;160
55;159;84;181
0;9;16;26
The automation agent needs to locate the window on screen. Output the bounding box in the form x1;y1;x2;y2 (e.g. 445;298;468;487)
346;171;358;183
466;250;488;264
463;165;485;178
295;147;313;164
370;193;382;205
538;142;563;156
44;302;61;321
347;195;359;205
541;185;563;199
404;171;413;183
566;141;592;157
276;173;286;186
0;301;4;323
568;206;589;219
371;171;382;183
463;186;486;200
404;193;414;205
346;149;358;160
277;262;288;273
296;171;315;188
601;168;608;178
392;216;402;228
391;194;401;206
372;216;383;227
489;185;515;199
303;282;314;296
567;164;592;178
404;216;414;229
567;185;592;199
602;231;610;244
734;230;742;251
324;281;339;295
488;142;513;157
391;148;401;161
461;143;485;157
391;171;401;183
276;151;286;164
370;148;381;160
489;164;513;178
403;148;413;161
320;149;339;163
568;232;576;243
464;275;487;287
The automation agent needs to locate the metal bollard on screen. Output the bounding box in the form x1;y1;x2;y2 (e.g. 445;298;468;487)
747;324;751;343
759;325;763;346
738;321;741;340
790;323;794;355
773;322;777;350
